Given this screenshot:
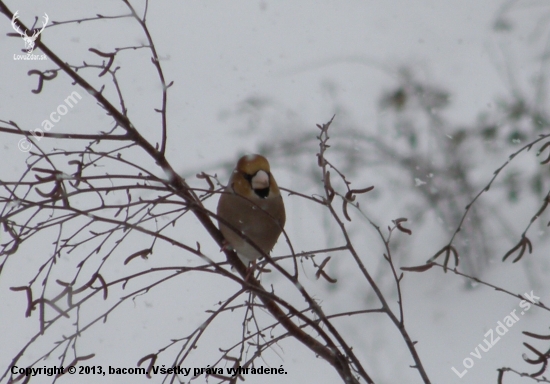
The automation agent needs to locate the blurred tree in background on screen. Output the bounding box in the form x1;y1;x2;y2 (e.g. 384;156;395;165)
1;1;550;383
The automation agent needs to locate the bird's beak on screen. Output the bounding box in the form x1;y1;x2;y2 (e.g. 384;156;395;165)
251;170;269;190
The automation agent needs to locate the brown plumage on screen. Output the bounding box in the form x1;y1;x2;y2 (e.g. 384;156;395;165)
217;154;286;263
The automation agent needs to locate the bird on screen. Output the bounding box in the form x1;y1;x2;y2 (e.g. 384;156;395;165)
217;154;286;271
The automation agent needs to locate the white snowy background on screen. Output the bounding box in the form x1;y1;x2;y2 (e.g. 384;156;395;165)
1;1;549;383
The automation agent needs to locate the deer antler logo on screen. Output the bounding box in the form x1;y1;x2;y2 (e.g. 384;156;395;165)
11;11;49;53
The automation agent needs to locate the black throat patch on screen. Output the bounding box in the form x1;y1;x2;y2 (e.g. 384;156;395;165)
254;187;269;199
